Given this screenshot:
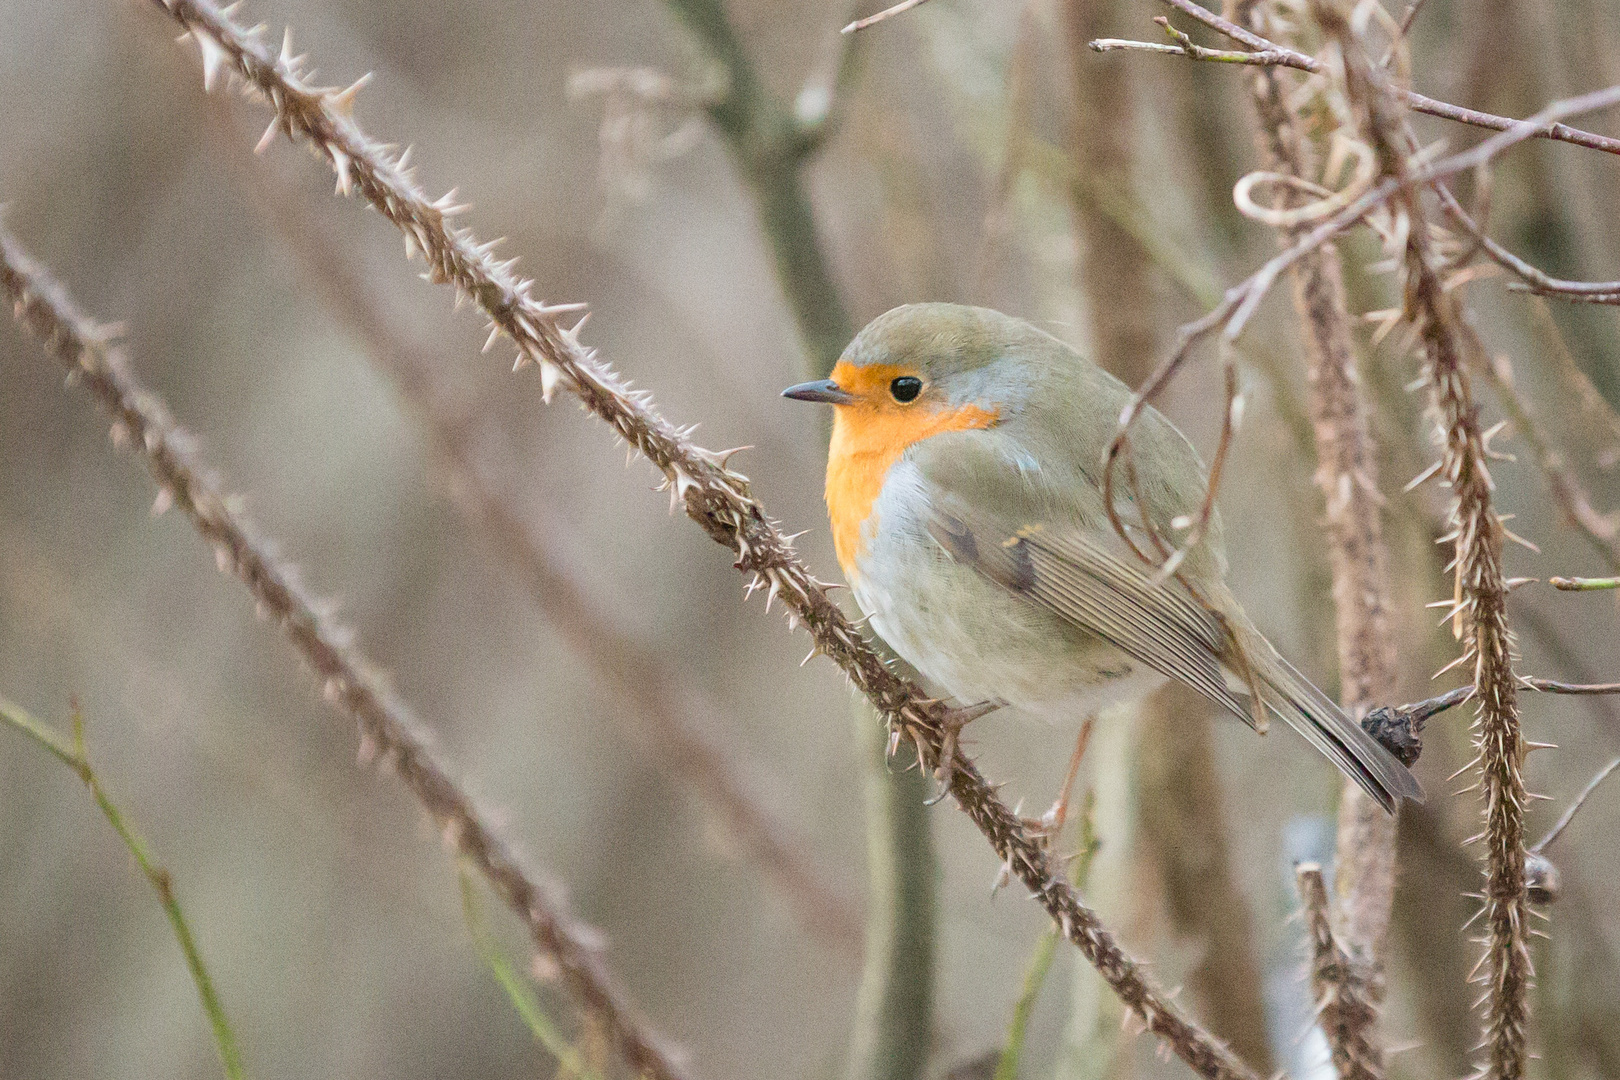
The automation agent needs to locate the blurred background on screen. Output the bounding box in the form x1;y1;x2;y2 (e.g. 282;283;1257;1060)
2;0;1619;1078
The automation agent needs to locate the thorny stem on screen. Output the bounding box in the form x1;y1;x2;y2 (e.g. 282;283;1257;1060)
219;117;864;960
0;696;247;1080
1296;864;1380;1080
133;2;1264;1078
1237;4;1399;1074
0;228;689;1080
1313;2;1532;1074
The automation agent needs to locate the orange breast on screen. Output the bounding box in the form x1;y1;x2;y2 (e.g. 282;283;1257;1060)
824;363;998;578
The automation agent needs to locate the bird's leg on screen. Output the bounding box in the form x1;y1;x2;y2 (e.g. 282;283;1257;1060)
1021;716;1095;849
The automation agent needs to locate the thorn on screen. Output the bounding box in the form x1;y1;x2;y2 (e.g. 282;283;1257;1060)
150;488;174;517
254;116;280;154
194;29;228;92
539;359;565;403
331;148;353;195
482;323;504;354
326;72;374;118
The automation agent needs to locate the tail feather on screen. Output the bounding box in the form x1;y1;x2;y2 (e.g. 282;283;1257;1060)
1254;650;1425;812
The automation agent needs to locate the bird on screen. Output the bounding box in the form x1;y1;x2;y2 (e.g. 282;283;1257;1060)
782;302;1423;813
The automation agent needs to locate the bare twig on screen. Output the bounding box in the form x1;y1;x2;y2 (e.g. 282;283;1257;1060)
0;695;247;1079
136;4;1264;1077
842;0;932;35
1549;576;1619;591
218;114;864;960
0;228;689;1080
1431;183;1620;302
1531;756;1620;853
1296;863;1380;1080
1146;0;1620;157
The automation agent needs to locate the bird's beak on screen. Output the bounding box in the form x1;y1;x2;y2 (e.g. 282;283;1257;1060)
781;378;856;405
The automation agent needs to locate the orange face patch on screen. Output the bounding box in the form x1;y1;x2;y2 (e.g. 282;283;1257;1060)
824;361;998;577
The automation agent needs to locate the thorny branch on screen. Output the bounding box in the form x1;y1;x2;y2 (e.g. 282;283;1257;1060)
135;2;1265;1078
1311;2;1533;1074
1296;864;1380;1080
0;228;690;1080
219;116;864;960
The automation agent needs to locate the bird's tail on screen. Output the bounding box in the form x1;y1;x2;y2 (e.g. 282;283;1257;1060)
1246;643;1425;812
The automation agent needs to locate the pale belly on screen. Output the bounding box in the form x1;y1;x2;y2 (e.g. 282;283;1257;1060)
850;525;1166;721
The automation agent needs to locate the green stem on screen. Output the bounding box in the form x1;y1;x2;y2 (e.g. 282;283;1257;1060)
993;792;1100;1080
457;868;604;1080
0;695;246;1080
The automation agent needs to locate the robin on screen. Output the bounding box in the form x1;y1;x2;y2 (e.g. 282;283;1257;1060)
783;303;1423;812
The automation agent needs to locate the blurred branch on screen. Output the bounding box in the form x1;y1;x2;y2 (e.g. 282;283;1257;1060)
845;709;935;1080
214;104;864;962
1062;0;1272;1057
1531;756;1620;853
1235;3;1400;1073
1094;0;1620;158
1432;183;1620;304
661;0;856;373
1296;863;1380;1080
0;228;688;1080
0;694;247;1080
457;867;604;1080
654;6;935;1077
135;4;1263;1078
1310;3;1532;1074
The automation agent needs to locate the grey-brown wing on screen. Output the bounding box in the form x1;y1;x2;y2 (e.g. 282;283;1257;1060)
923;500;1423;810
923;501;1255;725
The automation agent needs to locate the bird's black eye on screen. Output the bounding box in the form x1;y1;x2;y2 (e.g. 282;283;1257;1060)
890;376;923;403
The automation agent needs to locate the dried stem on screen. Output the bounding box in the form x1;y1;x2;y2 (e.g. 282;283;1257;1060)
0;228;688;1080
842;0;933;35
1296;863;1381;1080
1311;2;1532;1074
218;115;864;960
0;695;247;1080
1236;4;1400;1073
134;3;1263;1078
1531;755;1620;855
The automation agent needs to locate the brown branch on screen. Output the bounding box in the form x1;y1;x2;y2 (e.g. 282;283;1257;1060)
1296;864;1381;1080
135;3;1265;1077
215;108;863;960
1148;0;1620;157
0;227;690;1080
841;0;933;34
1311;2;1531;1074
1531;755;1620;853
1431;183;1620;302
1234;4;1399;1074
